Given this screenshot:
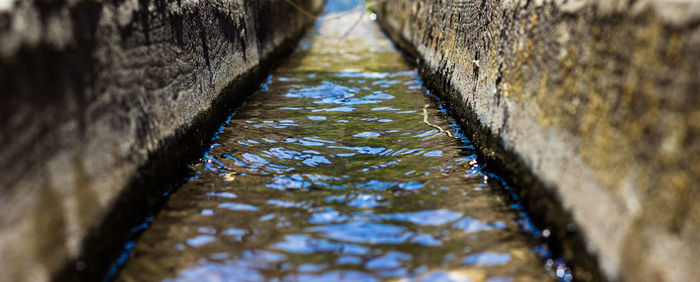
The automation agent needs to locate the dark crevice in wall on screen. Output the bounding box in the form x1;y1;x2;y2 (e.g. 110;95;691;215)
213;6;248;60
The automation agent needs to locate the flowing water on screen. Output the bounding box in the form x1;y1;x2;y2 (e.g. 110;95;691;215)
116;1;565;281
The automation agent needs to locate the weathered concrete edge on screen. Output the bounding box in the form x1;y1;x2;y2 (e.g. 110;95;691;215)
373;1;700;281
373;14;605;282
54;9;325;282
56;29;318;282
0;1;324;281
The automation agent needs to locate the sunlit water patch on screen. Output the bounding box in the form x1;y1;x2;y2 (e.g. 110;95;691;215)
116;0;564;281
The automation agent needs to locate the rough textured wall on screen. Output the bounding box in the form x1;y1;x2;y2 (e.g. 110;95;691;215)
0;0;323;281
374;0;699;281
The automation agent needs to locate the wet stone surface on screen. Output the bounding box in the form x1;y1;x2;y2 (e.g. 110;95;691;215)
116;1;558;281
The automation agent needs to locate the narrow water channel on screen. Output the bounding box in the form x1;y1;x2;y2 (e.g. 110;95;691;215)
116;1;564;281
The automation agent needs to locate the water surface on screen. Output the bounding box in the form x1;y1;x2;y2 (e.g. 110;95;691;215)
116;1;562;281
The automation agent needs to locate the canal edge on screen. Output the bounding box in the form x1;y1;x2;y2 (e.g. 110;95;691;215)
371;5;605;282
50;3;325;282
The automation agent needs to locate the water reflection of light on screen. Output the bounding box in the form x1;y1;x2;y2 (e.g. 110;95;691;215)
118;0;564;280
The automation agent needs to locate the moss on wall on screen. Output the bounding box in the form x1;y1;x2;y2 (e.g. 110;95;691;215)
374;0;700;281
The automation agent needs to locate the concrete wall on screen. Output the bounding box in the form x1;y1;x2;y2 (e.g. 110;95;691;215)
374;0;699;281
0;0;322;281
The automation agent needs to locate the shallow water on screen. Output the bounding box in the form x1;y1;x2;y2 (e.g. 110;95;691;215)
116;1;564;281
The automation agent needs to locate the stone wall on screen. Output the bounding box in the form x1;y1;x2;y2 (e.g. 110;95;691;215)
374;0;699;281
0;0;323;281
